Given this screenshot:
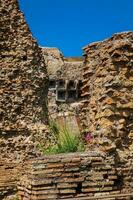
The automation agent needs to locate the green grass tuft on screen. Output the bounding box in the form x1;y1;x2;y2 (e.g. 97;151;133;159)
38;120;85;154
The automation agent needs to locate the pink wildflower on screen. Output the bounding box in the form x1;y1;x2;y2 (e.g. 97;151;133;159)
85;133;93;142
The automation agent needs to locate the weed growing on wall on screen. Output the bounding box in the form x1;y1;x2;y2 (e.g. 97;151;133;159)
38;119;85;154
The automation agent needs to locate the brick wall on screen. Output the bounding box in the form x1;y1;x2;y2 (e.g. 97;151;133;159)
18;152;133;200
0;159;33;199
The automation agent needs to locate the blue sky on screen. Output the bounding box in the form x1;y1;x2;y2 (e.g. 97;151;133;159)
19;0;133;56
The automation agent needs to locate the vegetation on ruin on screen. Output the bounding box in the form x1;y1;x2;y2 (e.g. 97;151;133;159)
38;120;85;154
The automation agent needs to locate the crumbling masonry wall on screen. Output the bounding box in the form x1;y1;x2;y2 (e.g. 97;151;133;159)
18;152;133;200
0;0;52;160
0;0;55;198
81;32;133;152
42;48;83;133
0;160;33;199
81;32;133;195
0;1;133;199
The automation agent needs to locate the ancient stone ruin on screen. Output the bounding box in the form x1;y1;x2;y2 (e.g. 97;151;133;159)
0;0;52;161
0;0;54;198
81;32;133;154
0;0;133;199
42;48;83;104
42;47;83;134
18;152;133;200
